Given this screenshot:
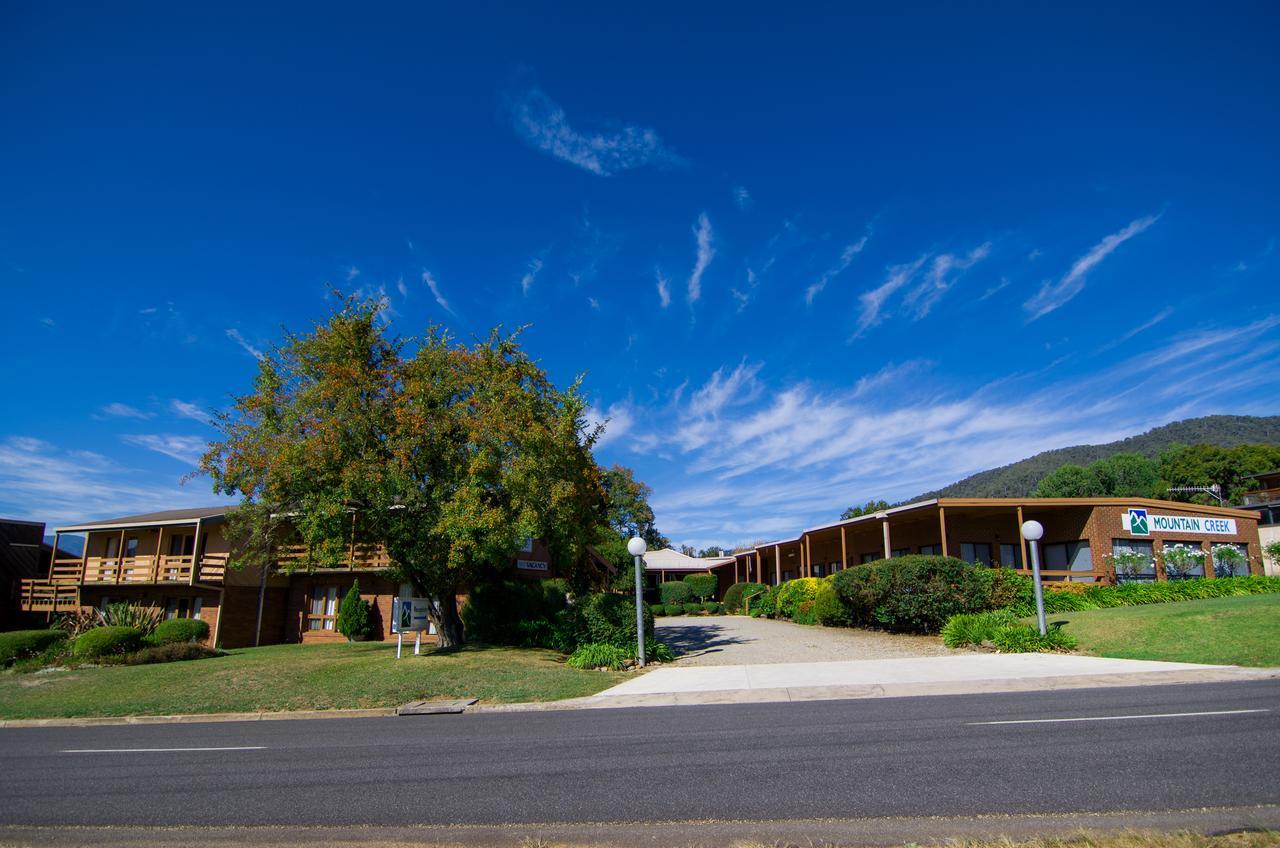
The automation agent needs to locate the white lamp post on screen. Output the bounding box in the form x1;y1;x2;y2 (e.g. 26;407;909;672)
1020;519;1047;636
627;536;648;667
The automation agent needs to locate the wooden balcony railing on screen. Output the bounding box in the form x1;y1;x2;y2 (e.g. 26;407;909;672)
19;580;79;612
273;543;393;571
1241;488;1280;506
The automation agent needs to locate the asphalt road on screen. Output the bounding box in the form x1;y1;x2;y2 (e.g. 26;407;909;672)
2;680;1278;828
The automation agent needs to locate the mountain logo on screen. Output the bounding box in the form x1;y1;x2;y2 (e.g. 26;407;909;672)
1127;508;1149;535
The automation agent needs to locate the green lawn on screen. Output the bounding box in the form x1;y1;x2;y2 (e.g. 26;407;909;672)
0;642;626;719
1049;593;1280;667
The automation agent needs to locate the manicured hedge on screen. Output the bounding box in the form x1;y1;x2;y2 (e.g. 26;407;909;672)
683;573;718;602
0;629;67;666
74;626;143;658
828;556;1018;634
148;618;210;646
704;601;724;614
682;602;702;615
650;602;667;616
1005;574;1280;617
659;581;692;605
774;577;823;624
663;604;686;616
813;581;844;626
723;582;768;613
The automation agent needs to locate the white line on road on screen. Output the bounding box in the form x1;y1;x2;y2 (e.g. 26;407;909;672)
969;709;1269;726
60;746;267;753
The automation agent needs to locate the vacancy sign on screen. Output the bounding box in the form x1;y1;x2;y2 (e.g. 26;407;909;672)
1123;508;1237;536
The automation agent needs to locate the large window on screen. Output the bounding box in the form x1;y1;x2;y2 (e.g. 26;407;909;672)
959;543;992;565
165;596;203;620
811;563;825;577
998;543;1022;569
919;544;942;556
307;586;339;631
1111;539;1155;582
861;552;879;563
891;548;910;558
167;534;195;557
1044;540;1095;582
124;537;139;557
1212;543;1250;577
1160;541;1206;579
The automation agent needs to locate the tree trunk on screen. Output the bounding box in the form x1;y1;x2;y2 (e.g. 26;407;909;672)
432;590;465;648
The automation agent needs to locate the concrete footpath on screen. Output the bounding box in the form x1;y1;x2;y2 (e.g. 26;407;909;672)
504;652;1280;711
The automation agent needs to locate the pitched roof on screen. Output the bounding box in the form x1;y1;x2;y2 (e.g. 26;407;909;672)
642;547;736;572
56;506;229;533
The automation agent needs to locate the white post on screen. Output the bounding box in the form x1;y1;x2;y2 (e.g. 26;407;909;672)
414;629;422;656
1021;520;1047;636
397;630;403;659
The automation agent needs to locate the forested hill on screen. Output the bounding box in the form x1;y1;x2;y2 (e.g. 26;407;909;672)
911;415;1280;500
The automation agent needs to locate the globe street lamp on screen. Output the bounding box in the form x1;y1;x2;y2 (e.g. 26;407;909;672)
1020;520;1047;635
627;536;648;667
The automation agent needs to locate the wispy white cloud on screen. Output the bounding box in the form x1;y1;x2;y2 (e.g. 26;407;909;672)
733;186;752;210
805;235;869;306
852;256;927;338
1097;306;1175;353
687;213;715;305
121;434;208;466
506;86;684;177
346;265;361;281
422;270;453;314
97;403;152;420
354;283;395;324
40;317;55;327
585;402;635;450
0;437;229;527
1232;237;1275;273
903;241;991;317
396;276;408;298
1025;214;1159;320
655;271;672;309
979;276;1012;302
225;328;264;360
731;268;758;312
588;296;601;311
170;399;212;425
520;257;544;296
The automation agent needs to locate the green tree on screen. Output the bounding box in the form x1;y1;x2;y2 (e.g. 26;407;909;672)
601;465;669;548
336;581;371;640
1159;443;1280;504
683;573;718;602
697;545;725;557
1032;464;1103;498
201;299;608;648
1088;452;1161;497
841;499;891;520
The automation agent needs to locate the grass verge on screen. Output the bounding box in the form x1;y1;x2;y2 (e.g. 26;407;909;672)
1051;593;1280;667
0;641;626;719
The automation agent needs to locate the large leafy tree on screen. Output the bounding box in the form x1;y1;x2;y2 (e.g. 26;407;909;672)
201;300;607;647
1159;443;1280;504
841;499;891;520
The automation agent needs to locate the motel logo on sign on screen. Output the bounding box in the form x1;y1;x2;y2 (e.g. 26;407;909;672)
1123;508;1237;536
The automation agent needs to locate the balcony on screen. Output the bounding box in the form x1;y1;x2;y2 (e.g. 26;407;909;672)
1241;488;1280;507
18;553;232;613
273;543;393;571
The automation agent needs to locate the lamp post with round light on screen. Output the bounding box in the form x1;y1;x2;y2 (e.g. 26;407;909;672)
1020;520;1047;635
627;536;647;667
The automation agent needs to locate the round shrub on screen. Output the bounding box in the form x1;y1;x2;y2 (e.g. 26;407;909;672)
723;582;768;614
704;601;724;614
0;629;67;667
149;618;210;646
659;581;692;606
580;592;654;648
682;602;702;615
775;577;823;624
74;626;143;659
813;580;846;626
753;585;779;617
829;556;1004;634
649;602;667;616
664;604;686;616
683;573;718;602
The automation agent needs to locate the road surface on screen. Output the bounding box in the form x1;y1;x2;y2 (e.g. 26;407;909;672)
2;680;1278;839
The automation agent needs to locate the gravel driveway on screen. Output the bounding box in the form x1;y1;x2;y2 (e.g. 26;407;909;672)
655;615;954;666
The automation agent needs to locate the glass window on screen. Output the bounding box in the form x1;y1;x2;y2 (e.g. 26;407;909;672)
960;543;992;565
919;544;942;556
1160;541;1206;580
812;563;825;577
1212;543;1250;577
999;543;1022;569
861;552;879;564
1043;541;1095;582
891;548;910;558
782;570;795;581
1111;539;1155;582
307;586;339;630
124;537;139;557
168;534;195;557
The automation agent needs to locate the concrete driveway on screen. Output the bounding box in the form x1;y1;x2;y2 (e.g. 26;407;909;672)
655;614;953;666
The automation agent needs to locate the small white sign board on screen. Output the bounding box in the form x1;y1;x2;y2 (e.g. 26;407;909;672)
392;597;435;658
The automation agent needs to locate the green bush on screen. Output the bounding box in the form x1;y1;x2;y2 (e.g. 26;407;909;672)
148;618;210;646
752;585;779;617
1004;575;1280;617
650;602;667;616
580;592;654;648
774;577;823;624
659;582;692;605
336;581;373;640
829;556;1005;633
704;601;724;614
124;642;221;665
683;573;718;602
74;626;143;659
813;580;846;626
463;578;572;647
664;604;686;616
723;582;768;613
98;602;163;636
682;602;702;615
566;642;632;670
0;629;67;667
991;623;1077;653
647;640;675;663
941;610;1019;648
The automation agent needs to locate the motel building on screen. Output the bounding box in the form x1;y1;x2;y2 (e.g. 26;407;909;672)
18;507;602;648
723;497;1263;588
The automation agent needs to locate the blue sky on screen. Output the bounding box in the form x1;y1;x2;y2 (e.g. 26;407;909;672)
2;2;1278;547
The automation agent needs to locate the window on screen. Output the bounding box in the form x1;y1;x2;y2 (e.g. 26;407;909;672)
1212;543;1250;577
164;596;203;620
1111;539;1155;582
782;570;795;581
1160;541;1206;579
519;537;534;554
1043;541;1094;582
919;544;942;556
167;534;195;557
861;552;879;564
998;543;1023;569
959;543;992;565
307;586;339;631
104;536;120;559
124;537;139;557
891;548;910;558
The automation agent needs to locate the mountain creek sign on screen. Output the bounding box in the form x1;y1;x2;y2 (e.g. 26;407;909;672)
1123;508;1237;536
